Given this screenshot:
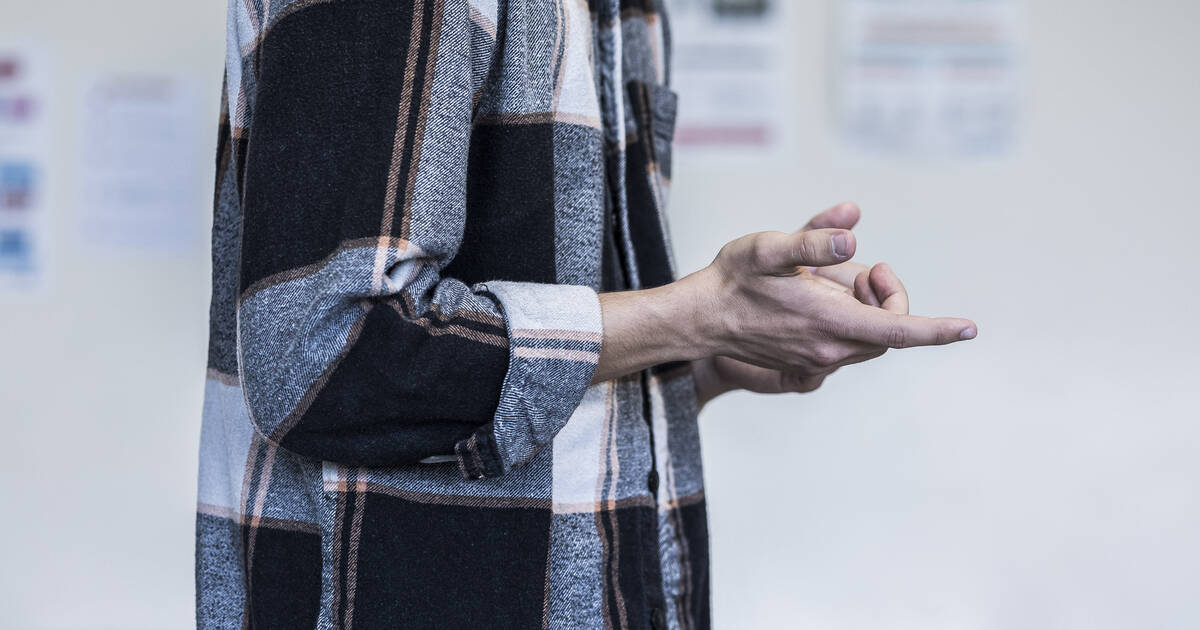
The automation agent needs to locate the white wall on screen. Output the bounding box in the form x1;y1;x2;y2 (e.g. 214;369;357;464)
678;1;1200;628
0;1;224;628
0;0;1197;628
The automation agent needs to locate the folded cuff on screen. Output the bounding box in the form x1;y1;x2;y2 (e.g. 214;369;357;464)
453;281;603;480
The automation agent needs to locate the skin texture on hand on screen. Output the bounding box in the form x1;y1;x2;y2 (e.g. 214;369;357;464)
690;260;910;406
591;202;978;406
691;202;927;406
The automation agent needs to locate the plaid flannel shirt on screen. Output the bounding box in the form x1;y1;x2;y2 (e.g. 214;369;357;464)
196;0;708;628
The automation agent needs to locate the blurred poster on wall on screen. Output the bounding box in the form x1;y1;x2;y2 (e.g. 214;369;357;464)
835;0;1022;157
668;0;788;154
77;74;203;251
0;45;52;297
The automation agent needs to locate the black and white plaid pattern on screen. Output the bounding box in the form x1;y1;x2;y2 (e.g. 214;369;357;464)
197;0;707;627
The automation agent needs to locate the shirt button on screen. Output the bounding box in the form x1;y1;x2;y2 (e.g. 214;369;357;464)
651;607;667;630
647;469;659;495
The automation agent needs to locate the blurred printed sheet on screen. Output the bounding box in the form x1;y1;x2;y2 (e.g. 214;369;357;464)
0;45;51;296
78;74;203;250
669;0;788;153
836;0;1022;157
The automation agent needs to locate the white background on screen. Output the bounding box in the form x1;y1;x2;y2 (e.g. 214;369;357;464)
1;0;1198;628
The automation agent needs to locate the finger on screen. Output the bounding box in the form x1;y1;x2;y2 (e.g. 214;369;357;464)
834;303;978;348
787;372;828;394
802;201;861;231
810;260;870;288
780;228;857;269
869;263;909;315
787;347;887;392
853;270;882;307
755;228;857;271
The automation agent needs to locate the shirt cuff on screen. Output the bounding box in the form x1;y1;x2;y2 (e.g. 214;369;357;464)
453;281;603;480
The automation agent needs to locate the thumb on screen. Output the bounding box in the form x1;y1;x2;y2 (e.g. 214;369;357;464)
757;228;856;271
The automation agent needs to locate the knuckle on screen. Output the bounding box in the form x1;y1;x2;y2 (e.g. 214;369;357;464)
746;233;764;258
812;346;840;367
793;235;818;264
886;325;908;348
747;233;773;269
788;365;813;379
721;233;759;268
796;376;822;393
715;242;734;263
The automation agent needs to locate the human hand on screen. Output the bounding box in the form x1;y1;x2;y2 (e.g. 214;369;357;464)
690;261;912;405
684;202;975;407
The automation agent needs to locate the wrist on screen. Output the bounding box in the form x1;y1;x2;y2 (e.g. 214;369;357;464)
666;266;728;360
639;280;710;363
592;266;730;384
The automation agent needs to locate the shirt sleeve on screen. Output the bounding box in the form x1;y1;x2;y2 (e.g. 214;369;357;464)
225;0;601;479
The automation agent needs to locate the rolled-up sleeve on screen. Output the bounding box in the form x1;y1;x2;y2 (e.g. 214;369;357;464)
455;282;602;479
228;0;601;479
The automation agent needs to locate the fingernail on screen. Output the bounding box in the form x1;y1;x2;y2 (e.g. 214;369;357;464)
959;327;977;340
831;234;850;259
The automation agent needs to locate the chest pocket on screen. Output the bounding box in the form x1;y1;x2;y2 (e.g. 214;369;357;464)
624;80;680;290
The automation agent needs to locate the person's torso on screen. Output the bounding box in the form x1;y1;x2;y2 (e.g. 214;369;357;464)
198;2;709;628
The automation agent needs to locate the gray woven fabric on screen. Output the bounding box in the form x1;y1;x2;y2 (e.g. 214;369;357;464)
197;0;709;627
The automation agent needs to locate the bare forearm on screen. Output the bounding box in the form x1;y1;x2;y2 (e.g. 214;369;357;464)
592;271;721;383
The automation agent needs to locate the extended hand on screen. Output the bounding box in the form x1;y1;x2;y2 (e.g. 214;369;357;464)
688;202;973;406
591;202;977;397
